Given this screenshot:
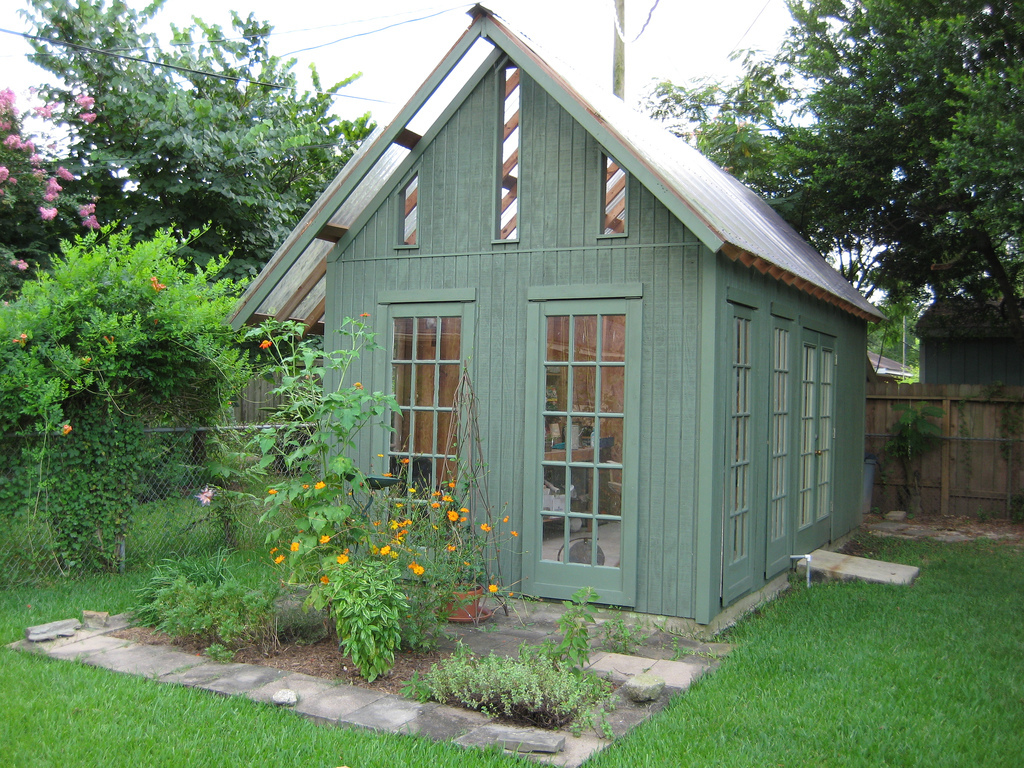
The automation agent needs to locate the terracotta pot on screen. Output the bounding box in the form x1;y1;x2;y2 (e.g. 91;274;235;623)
446;586;493;624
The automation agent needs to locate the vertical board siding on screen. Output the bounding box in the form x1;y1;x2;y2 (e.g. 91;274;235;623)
325;66;869;619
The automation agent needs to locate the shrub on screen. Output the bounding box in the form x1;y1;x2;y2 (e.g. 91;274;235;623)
408;644;613;730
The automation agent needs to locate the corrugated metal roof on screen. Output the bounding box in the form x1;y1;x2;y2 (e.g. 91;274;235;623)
229;5;881;331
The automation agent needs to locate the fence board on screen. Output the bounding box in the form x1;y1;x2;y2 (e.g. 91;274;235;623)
866;383;1024;519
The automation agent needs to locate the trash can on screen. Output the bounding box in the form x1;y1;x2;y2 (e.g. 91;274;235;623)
862;453;878;516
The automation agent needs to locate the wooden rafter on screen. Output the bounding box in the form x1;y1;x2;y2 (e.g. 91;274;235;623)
274;258;327;322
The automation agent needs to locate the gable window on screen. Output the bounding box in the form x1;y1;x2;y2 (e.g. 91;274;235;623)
399;174;418;247
601;154;627;235
497;64;520;241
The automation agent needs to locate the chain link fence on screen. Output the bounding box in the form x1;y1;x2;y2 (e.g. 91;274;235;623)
0;425;277;586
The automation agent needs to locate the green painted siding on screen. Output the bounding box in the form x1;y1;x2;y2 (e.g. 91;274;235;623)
325;64;869;622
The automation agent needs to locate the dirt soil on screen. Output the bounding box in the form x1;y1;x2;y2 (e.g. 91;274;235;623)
111;625;448;695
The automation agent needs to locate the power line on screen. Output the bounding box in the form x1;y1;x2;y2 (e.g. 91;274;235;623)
0;26;391;103
280;5;469;56
731;0;776;54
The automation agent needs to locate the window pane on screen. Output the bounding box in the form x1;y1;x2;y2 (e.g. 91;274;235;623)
439;317;461;360
597;467;622;517
414;364;435;407
498;65;520;240
393;317;414;360
600;315;626;361
438;364;460;406
572;366;596;413
392;363;413;408
545;366;567;411
416;317;438;360
546;316;569;362
603;156;627;235
600;366;624;414
402;175;418;246
573;316;598;362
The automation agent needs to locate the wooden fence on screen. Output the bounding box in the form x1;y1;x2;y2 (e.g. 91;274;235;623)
865;383;1024;519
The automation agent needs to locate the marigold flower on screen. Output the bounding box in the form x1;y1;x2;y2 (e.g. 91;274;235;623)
448;482;456;489
395;502;404;508
382;472;393;477
409;488;417;494
460;507;469;514
259;339;272;349
314;481;326;490
460;516;467;522
61;423;72;435
443;495;454;503
511;531;519;537
380;545;391;557
319;535;330;544
502;516;509;523
408;562;425;576
290;541;300;551
360;312;370;317
432;491;442;497
274;554;285;564
149;276;166;291
354;382;363;389
320;575;329;585
270;548;277;554
372;520;381;526
302;484;309;489
488;584;499;593
337;553;349;565
480;523;492;533
432;502;442;509
447;509;459;522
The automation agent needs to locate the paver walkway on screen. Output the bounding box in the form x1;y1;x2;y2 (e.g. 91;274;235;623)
10;602;729;767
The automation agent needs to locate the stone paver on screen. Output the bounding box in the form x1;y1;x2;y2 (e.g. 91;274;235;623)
84;644;205;677
342;696;436;733
246;672;338;705
291;685;387;726
806;548;919;585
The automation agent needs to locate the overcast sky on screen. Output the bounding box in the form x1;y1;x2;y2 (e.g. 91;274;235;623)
0;0;794;123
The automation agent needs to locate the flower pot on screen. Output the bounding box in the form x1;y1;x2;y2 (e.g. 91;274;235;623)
446;586;493;624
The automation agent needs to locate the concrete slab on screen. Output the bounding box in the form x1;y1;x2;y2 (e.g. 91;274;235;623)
402;703;490;741
195;664;289;696
31;634;130;660
584;652;654;683
291;685;386;725
804;549;919;585
246;673;338;705
162;661;248;687
648;658;708;689
601;691;672;738
537;732;608;767
340;695;434;733
83;644;205;677
455;723;566;754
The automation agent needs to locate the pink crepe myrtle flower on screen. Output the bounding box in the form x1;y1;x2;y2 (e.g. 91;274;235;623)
39;206;57;221
4;135;21;149
33;103;56;119
75;93;95;110
0;166;8;183
56;166;74;181
79;112;97;124
78;203;96;217
43;192;58;202
81;215;100;230
29;154;42;166
32;168;45;180
10;259;28;271
45;178;62;195
0;88;18;115
196;486;216;506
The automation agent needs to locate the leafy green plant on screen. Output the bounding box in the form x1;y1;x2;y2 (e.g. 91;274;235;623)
408;643;613;730
545;587;599;668
885;402;944;516
132;551;277;652
204;643;235;662
307;557;406;683
600;617;645;655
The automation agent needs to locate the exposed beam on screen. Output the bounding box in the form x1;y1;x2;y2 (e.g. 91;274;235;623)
274;258;327;322
316;224;348;243
394;128;422;149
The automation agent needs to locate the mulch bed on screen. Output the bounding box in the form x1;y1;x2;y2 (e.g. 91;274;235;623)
110;625;449;695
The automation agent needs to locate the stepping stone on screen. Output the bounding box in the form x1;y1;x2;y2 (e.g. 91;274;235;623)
647;659;708;690
291;685;386;725
455;724;565;754
247;673;337;706
45;635;131;660
84;644;205;677
341;696;434;733
805;549;919;585
402;704;490;741
197;664;289;696
26;619;81;642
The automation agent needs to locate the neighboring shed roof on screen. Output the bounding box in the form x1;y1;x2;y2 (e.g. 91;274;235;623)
229;4;882;332
917;299;1017;340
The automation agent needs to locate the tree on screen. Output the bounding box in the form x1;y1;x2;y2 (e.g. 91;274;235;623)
22;0;373;280
0;226;251;571
647;0;1024;355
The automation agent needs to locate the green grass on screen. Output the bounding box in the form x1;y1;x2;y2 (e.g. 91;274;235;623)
2;536;1022;767
589;536;1024;767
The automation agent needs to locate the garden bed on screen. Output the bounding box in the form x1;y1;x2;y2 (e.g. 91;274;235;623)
111;625;449;695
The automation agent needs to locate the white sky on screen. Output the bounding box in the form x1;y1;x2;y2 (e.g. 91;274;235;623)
1;0;794;124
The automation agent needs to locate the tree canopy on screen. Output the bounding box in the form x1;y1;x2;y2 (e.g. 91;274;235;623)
648;0;1024;355
19;0;373;279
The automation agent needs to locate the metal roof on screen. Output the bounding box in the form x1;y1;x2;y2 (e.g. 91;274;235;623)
229;5;882;332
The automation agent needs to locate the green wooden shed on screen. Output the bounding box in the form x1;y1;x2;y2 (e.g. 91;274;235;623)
230;5;883;628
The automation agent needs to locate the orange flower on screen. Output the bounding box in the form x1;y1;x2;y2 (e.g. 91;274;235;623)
511;531;518;537
314;481;326;490
488;584;499;593
320;575;329;585
290;541;300;551
259;339;272;349
431;502;441;509
447;545;457;551
460;507;469;514
480;523;492;533
448;482;456;489
408;562;425;576
443;495;454;503
354;382;363;389
61;424;72;435
383;472;394;477
149;276;166;291
380;545;391;557
447;509;459;522
401;458;410;464
459;516;467;523
269;548;277;554
319;535;330;544
337;553;349;565
502;516;509;523
274;554;285;564
360;313;370;318
302;484;310;489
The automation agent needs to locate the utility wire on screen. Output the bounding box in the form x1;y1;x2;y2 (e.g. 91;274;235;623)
610;0;661;44
731;0;775;54
0;26;391;103
280;5;468;56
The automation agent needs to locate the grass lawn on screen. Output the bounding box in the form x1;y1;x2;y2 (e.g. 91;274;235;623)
2;535;1022;767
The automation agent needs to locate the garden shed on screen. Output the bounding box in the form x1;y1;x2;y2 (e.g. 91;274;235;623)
230;5;883;627
917;299;1024;386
